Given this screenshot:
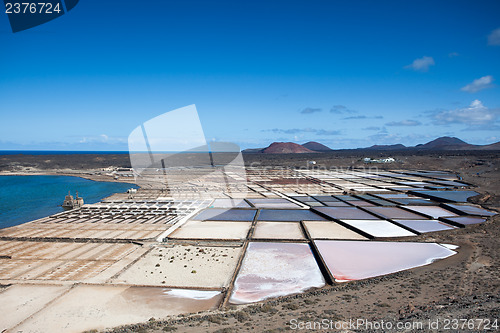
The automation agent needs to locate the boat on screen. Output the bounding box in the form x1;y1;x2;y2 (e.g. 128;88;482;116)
62;191;84;210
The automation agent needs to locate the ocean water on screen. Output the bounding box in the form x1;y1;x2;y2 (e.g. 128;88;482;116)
0;175;138;229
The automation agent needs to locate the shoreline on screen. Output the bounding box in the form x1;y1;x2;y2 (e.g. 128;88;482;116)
0;171;141;230
0;170;139;185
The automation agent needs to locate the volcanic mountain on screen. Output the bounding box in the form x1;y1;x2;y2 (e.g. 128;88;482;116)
479;141;500;150
364;144;407;151
414;137;474;150
302;141;332;152
260;142;315;154
242;137;500;153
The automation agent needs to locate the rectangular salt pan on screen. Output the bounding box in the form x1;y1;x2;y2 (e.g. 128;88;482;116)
376;193;412;199
365;199;397;206
442;203;496;217
192;209;256;221
364;207;427;220
340;220;417;238
393;220;456;233
252;222;305;240
303;221;368;240
441;216;486;226
313;196;339;202
210;199;251;208
116;245;243;288
315;207;380;220
247;198;302;208
345;200;375;207
169;221;251;240
257;209;327;221
387;198;435;205
403;206;458;219
12;285;222;333
229;242;325;304
291;196;319;202
323;201;351;207
410;190;478;203
314;240;456;282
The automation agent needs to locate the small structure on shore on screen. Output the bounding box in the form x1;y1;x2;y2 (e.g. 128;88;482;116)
363;157;396;164
62;191;84;210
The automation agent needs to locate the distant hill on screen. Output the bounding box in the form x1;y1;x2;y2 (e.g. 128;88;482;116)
241;148;264;153
364;144;407;151
302;141;332;152
414;137;474;150
242;136;500;153
261;142;315;154
479;141;500;150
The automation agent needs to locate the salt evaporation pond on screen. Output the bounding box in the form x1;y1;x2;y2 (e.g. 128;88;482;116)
252;222;305;240
315;207;379;220
404;206;458;219
257;209;327;221
340;220;417;238
410;190;479;203
169;220;252;240
442;203;497;217
247;198;301;209
192;208;256;221
442;216;486;226
393;219;456;233
314;240;456;282
209;198;251;208
364;207;426;220
303;221;368;240
229;242;325;304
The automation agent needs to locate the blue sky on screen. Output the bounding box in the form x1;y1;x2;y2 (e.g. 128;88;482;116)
1;0;499;150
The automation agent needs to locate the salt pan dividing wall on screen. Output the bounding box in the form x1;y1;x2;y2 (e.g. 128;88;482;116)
229;242;325;304
314;240;456;282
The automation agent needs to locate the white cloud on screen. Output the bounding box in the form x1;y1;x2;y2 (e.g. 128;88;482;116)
431;100;499;126
404;56;435;72
263;128;341;136
488;28;500;46
461;75;494;93
363;126;381;131
368;132;431;145
330;105;356;114
386;120;422;126
79;134;125;144
300;107;322;114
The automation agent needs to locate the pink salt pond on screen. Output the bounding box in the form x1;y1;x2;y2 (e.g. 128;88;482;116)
229;242;325;304
314;240;456;282
442;216;487;226
442;203;497;217
393;219;456;233
340;220;417;238
403;206;458;219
